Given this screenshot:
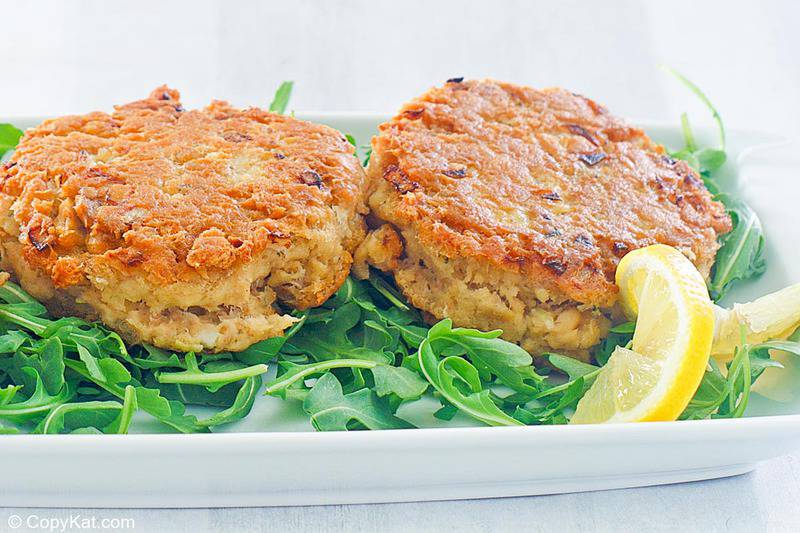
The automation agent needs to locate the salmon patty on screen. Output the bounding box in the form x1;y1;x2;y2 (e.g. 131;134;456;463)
355;79;731;359
0;87;368;352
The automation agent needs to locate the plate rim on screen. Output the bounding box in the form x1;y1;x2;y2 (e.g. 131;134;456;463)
2;413;800;444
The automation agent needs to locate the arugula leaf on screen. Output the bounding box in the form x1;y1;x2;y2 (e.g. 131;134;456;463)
269;81;293;114
264;358;381;397
36;400;123;434
0;123;23;158
439;325;543;395
0;368;75;424
64;359;203;433
515;378;585;425
131;385;202;433
35;385;137;435
113;385;138;434
682;329;793;420
547;354;599;381
264;356;428;402
367;274;411;312
682;358;727;420
0;305;49;335
371;365;428;399
0;281;42;306
325;276;369;307
234;337;286;366
417;320;522;427
708;194;766;300
146;378;242;407
0;330;29;353
198;376;262;429
593;322;634;366
303;373;415;431
696;148;727;173
156;353;268;392
131;344;185;370
662;67;766;300
609;322;635;334
284;302;393;364
535;355;600;401
749;339;800;379
661;66;725;149
433;403;458;421
76;343;105;382
2;336;66;395
0;384;22;405
354;280;426;348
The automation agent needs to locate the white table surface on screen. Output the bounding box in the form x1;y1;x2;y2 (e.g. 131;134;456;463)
2;0;800;530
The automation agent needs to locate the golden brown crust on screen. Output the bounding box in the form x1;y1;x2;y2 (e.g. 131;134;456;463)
1;86;366;305
367;79;731;308
0;87;368;352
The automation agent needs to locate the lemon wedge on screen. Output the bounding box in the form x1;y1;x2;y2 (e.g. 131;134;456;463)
711;282;800;361
571;244;714;423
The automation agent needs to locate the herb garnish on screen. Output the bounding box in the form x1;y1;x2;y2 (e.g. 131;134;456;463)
268;81;294;114
662;66;766;300
682;328;799;419
0;124;23;159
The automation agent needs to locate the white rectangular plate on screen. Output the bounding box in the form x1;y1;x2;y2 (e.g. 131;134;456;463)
1;115;799;508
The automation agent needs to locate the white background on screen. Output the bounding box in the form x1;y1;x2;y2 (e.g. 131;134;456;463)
2;0;800;531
